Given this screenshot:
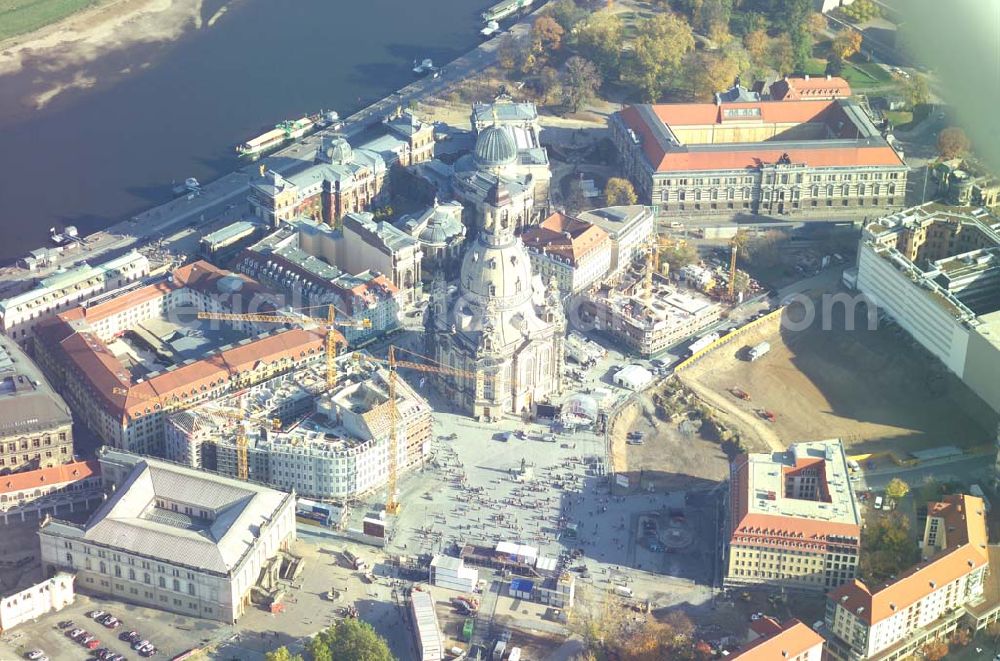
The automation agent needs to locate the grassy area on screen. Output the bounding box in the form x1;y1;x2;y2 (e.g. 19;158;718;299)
803;57;893;91
0;0;99;42
885;110;912;126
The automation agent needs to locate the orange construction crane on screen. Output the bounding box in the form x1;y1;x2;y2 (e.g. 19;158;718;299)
354;347;502;515
197;304;371;392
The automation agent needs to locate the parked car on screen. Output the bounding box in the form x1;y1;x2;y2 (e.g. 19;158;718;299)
57;620;74;629
85;639;101;651
133;640;151;651
26;650;46;660
66;628;84;639
121;630;140;642
88;610;106;620
101;615;121;629
139;644;157;657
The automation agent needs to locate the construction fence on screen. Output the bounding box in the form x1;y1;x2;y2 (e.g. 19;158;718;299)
673;306;785;374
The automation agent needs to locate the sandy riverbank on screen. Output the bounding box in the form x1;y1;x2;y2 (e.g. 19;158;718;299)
0;0;219;108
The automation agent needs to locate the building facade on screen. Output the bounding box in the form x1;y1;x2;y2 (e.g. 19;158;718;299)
726;440;862;593
0;335;74;474
610;99;908;216
32;261;329;455
38;449;296;623
824;494;989;661
856;204;1000;413
165;359;432;500
576;205;656;276
521;212;612;294
0;573;75;633
0;251;149;344
0;461;102;524
769;75;852;101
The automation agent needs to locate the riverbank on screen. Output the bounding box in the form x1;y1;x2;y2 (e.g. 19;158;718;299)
0;0;207;107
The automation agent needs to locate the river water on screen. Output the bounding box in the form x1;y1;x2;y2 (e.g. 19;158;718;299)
0;0;490;262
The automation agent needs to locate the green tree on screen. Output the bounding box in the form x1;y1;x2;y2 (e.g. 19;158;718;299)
562;56;602;112
904;75;929;109
308;636;334;661
575;11;624;78
547;0;587;33
265;647;304;661
885;478;910;502
859;510;919;582
768;34;795;76
661;241;699;271
604;177;637;206
626;13;696;102
744;28;770;67
310;619;394;661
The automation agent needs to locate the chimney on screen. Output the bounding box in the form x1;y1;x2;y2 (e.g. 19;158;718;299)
804;74;810;80
826;74;832;80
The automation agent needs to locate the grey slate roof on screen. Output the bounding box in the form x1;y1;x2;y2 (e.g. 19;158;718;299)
79;452;289;575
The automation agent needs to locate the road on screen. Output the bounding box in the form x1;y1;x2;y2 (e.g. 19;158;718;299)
857;453;993;492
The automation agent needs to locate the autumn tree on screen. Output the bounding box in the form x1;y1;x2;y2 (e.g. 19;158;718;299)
563;56;602;112
831;29;863;60
807;11;827;35
532;16;565;54
937;127;971;159
605;177;637;206
951;627;972;647
626;13;696;101
885;478;910;502
921;639;949;661
744;29;770;66
685;50;741;101
536;66;563;105
576;11;624;78
904;74;929;108
497;33;521;72
987;620;1000;644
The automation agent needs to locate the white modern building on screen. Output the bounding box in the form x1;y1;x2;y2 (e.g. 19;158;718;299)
430;555;480;593
38;449;296;623
0;251;149;344
857;204;1000;413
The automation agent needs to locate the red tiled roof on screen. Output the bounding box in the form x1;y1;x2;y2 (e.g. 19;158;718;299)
828;494;989;625
617;100;904;173
732;619;825;660
0;460;100;494
771;76;852;101
521;212;609;265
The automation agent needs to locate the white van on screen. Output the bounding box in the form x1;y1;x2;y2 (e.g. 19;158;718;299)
874;496;883;510
614;585;633;597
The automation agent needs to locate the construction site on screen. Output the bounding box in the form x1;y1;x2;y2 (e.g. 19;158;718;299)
677;301;998;457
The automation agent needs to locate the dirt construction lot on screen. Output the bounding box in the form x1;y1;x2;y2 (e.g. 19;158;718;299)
679;303;997;456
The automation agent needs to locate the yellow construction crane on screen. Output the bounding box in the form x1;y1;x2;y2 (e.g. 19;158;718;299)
197;304;371;391
112;386;252;480
354;347;502;516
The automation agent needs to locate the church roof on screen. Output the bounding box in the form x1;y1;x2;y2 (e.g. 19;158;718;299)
474;125;518;169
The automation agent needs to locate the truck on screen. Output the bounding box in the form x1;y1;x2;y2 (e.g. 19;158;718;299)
343;549;367;571
748;341;770;361
492;640;506;660
687;332;721;357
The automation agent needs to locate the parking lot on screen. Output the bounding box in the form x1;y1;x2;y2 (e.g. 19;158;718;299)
0;592;226;661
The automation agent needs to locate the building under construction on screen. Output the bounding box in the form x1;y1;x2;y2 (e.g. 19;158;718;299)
165;354;432;500
582;261;722;357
